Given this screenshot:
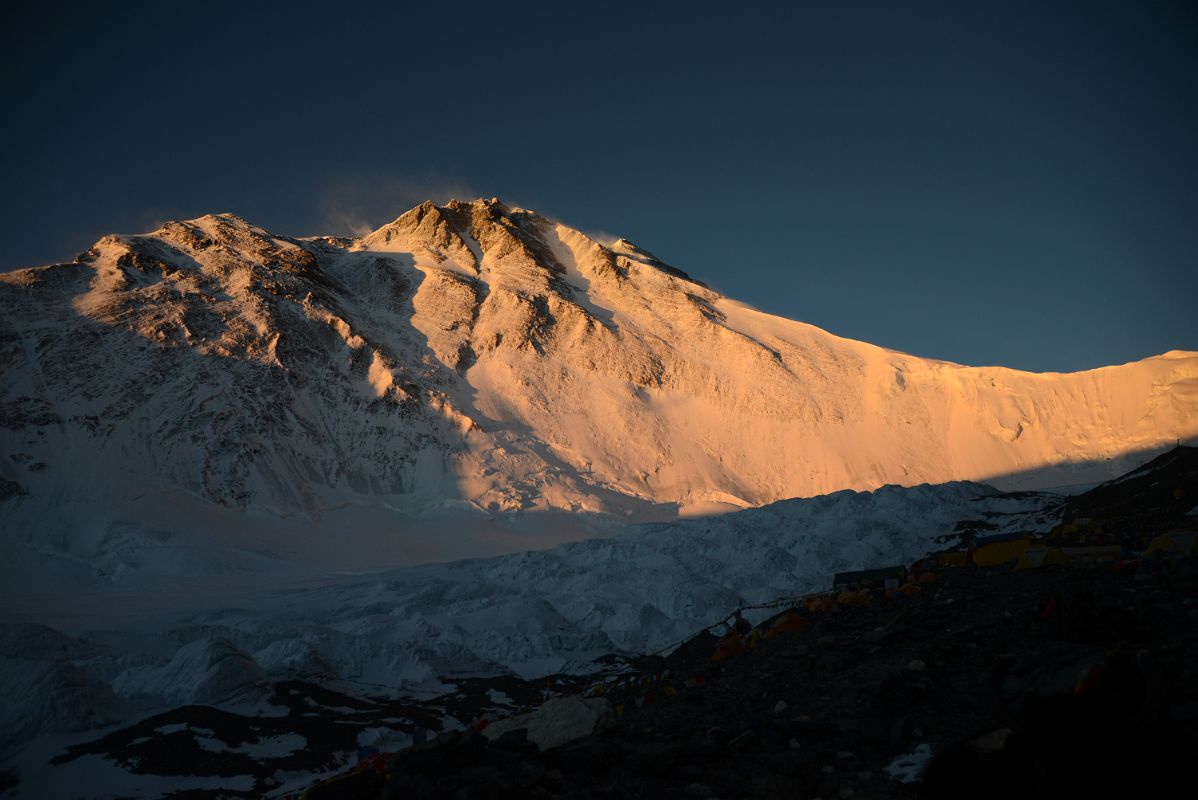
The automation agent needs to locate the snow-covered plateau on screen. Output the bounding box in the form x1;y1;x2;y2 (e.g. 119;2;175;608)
0;198;1195;793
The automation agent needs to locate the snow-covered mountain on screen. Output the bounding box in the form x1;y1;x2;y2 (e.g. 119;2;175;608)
2;198;1196;570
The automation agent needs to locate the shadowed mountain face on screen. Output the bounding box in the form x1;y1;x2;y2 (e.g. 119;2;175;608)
1061;445;1198;527
1;198;1196;540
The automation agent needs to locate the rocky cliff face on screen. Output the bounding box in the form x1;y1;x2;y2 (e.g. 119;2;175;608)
2;198;1196;540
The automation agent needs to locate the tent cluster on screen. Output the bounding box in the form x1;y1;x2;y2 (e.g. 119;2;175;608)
581;668;700;717
695;516;1197;667
939;525;1196;574
699;564;943;665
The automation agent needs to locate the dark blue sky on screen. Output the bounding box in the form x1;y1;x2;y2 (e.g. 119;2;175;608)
3;1;1194;371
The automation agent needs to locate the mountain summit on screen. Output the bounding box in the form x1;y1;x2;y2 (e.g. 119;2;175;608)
2;198;1196;544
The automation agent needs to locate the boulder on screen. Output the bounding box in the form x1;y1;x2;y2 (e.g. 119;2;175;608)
482;697;613;751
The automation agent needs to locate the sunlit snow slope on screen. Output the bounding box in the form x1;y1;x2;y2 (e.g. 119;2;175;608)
2;198;1196;555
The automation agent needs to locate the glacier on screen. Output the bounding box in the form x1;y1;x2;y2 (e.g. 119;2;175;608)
0;480;1058;758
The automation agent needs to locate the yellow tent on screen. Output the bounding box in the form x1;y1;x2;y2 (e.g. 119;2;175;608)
1014;546;1066;571
938;551;969;567
1145;531;1196;558
972;535;1032;567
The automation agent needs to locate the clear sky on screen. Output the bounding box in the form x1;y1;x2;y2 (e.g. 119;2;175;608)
2;1;1194;372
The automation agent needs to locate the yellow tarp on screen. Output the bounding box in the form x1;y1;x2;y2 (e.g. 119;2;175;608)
1014;546;1066;571
973;538;1032;567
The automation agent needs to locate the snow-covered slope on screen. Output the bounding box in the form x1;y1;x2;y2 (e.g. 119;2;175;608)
0;480;1057;755
1;198;1196;573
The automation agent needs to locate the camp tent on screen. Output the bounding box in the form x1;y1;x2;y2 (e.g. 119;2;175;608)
1014;546;1066;571
972;534;1032;567
937;550;969;567
1145;531;1196;558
